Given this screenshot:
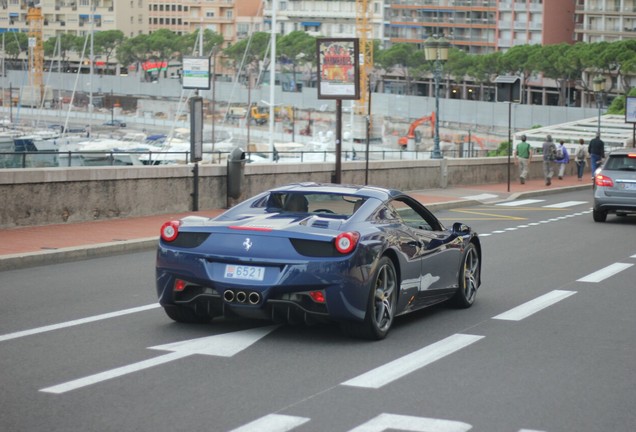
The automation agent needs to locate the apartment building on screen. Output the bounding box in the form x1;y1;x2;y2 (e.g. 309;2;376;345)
148;0;262;44
262;0;384;40
0;0;148;40
387;0;576;54
575;0;636;42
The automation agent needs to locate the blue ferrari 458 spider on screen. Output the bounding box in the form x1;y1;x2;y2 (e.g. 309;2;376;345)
156;183;482;339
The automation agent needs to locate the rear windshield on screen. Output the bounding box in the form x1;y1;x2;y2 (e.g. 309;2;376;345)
265;192;365;218
605;154;636;171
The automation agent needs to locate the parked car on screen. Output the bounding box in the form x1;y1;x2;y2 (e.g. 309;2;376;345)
103;119;126;127
593;149;636;222
155;183;482;340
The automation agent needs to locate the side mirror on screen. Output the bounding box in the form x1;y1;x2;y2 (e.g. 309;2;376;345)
452;222;470;235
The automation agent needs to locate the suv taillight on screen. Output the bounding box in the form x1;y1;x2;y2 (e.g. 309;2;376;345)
595;174;614;187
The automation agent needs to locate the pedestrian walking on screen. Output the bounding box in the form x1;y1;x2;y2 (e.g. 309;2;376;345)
513;134;533;184
541;134;557;186
574;138;587;181
555;139;569;180
588;132;605;179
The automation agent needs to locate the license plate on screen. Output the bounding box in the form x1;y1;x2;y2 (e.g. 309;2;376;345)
224;264;265;281
620;182;636;190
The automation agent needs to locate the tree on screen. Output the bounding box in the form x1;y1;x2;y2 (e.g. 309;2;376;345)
467;52;503;101
276;31;315;91
500;44;542;103
4;32;28;60
176;29;224;58
116;34;153;80
532;43;579;106
93;30;125;74
607;87;636;114
223;32;270;83
375;43;419;94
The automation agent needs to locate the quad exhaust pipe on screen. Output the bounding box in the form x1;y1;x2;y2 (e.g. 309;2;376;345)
223;289;261;305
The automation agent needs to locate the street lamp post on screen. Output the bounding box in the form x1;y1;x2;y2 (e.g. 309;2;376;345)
592;75;604;137
424;35;450;159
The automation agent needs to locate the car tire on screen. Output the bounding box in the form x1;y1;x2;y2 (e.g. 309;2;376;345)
451;243;480;309
163;305;212;324
592;208;607;222
341;256;397;340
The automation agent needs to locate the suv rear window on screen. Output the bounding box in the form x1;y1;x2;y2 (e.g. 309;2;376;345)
604;154;636;171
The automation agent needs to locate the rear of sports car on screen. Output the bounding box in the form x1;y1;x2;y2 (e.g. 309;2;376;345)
155;215;375;325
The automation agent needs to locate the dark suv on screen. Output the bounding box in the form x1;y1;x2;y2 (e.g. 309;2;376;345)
593;149;636;222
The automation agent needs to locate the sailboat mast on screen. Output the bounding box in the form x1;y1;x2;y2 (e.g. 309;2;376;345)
89;0;95;119
268;0;277;161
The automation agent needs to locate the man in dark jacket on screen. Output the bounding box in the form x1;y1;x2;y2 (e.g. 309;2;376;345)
588;133;605;179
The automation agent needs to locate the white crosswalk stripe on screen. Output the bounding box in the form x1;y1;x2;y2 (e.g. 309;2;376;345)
497;199;545;207
543;200;588;208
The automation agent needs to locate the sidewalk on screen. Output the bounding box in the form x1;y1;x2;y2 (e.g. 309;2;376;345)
0;175;591;271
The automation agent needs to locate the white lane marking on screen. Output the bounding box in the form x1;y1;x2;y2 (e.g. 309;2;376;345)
492;290;576;321
40;351;190;394
149;325;279;357
519;430;547;432
40;326;279;394
229;414;310;432
0;303;160;343
462;193;499;201
631;254;636;258
543;201;588;208
577;263;634;283
497;199;545;207
347;413;472;432
341;334;484;389
480;209;592;237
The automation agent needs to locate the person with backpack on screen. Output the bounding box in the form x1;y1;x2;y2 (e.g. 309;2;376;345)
555;139;570;180
574;138;588;181
541;134;557;186
514;134;533;184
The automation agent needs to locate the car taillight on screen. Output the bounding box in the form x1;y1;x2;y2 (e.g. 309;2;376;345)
334;231;359;254
595;174;614;187
309;290;326;303
161;220;181;242
174;279;187;292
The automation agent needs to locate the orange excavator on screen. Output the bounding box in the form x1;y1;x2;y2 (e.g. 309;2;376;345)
398;112;435;149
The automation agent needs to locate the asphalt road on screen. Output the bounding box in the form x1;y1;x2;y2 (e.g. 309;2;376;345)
1;189;635;432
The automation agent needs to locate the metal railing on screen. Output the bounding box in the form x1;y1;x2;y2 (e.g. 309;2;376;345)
0;148;492;169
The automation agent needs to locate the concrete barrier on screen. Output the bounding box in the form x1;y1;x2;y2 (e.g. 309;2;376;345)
0;155;572;228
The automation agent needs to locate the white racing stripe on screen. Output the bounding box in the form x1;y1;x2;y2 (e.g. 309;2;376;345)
492;290;576;321
341;334;483;389
0;303;160;343
577;263;633;283
228;414;310;432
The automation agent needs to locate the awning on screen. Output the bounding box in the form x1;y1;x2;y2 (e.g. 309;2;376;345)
495;75;520;84
79;14;89;18
301;21;321;27
9;12;19;17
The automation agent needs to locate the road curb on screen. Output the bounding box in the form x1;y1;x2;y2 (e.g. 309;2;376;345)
510;183;592;201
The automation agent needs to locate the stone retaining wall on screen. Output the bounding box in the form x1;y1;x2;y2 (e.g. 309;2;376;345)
0;156;572;228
